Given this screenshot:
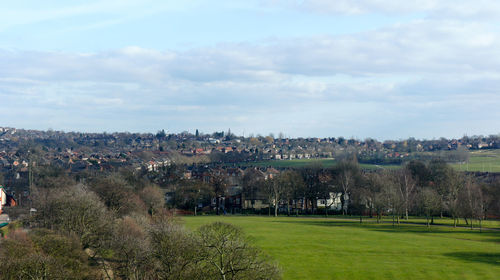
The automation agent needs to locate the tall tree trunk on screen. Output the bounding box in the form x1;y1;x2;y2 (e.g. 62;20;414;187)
295;199;299;217
274;200;278;217
341;194;346;215
216;197;220;215
287;201;290;217
268;197;271;216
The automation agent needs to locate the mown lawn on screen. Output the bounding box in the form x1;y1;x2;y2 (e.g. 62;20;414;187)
376;216;500;230
183;216;500;280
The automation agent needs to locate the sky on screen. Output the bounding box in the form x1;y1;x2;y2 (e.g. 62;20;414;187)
1;0;499;140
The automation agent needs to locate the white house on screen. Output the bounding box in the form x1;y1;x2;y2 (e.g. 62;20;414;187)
316;192;347;211
0;185;7;214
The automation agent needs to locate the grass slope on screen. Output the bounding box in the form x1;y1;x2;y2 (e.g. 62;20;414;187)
238;158;400;170
234;149;500;173
452;149;500;173
184;216;500;280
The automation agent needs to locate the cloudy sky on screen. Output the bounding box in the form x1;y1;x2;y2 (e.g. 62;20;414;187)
1;0;499;139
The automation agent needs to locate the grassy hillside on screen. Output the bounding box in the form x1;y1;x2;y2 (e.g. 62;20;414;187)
451;149;500;173
238;158;400;170
184;216;500;280
235;149;500;172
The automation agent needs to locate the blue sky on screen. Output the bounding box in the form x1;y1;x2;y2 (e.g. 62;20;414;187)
1;0;499;139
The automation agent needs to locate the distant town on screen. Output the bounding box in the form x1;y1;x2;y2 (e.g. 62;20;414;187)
0;126;498;209
1;126;498;174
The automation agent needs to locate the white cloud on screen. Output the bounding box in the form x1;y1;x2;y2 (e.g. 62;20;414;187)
1;16;499;138
5;19;499;82
268;0;500;19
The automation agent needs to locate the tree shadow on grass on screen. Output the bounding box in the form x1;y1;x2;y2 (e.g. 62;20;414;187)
273;219;437;234
444;252;500;266
272;220;500;242
272;220;362;228
484;238;500;243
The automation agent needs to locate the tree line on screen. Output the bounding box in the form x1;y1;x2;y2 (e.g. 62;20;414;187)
229;159;498;229
164;158;499;229
161;157;499;231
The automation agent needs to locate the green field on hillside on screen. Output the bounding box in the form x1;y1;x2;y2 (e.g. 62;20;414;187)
236;149;500;173
451;149;500;173
183;216;500;280
239;158;400;170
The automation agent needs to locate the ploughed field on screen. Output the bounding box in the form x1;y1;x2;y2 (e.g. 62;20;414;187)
183;216;500;280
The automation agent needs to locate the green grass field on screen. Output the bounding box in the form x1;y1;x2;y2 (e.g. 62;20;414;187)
183;216;500;280
451;149;500;173
236;149;500;173
239;158;400;170
376;216;500;230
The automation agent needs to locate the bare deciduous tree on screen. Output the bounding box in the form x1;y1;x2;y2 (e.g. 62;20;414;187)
278;171;304;216
197;222;281;280
335;160;360;215
460;176;486;231
89;174;145;216
140;185;164;217
211;172;229;215
149;214;203;279
111;216;153;280
242;168;265;212
397;167;417;220
0;229;100;279
418;188;441;228
31;184;113;251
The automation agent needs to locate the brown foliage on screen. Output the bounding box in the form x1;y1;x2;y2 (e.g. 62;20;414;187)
0;229;100;280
